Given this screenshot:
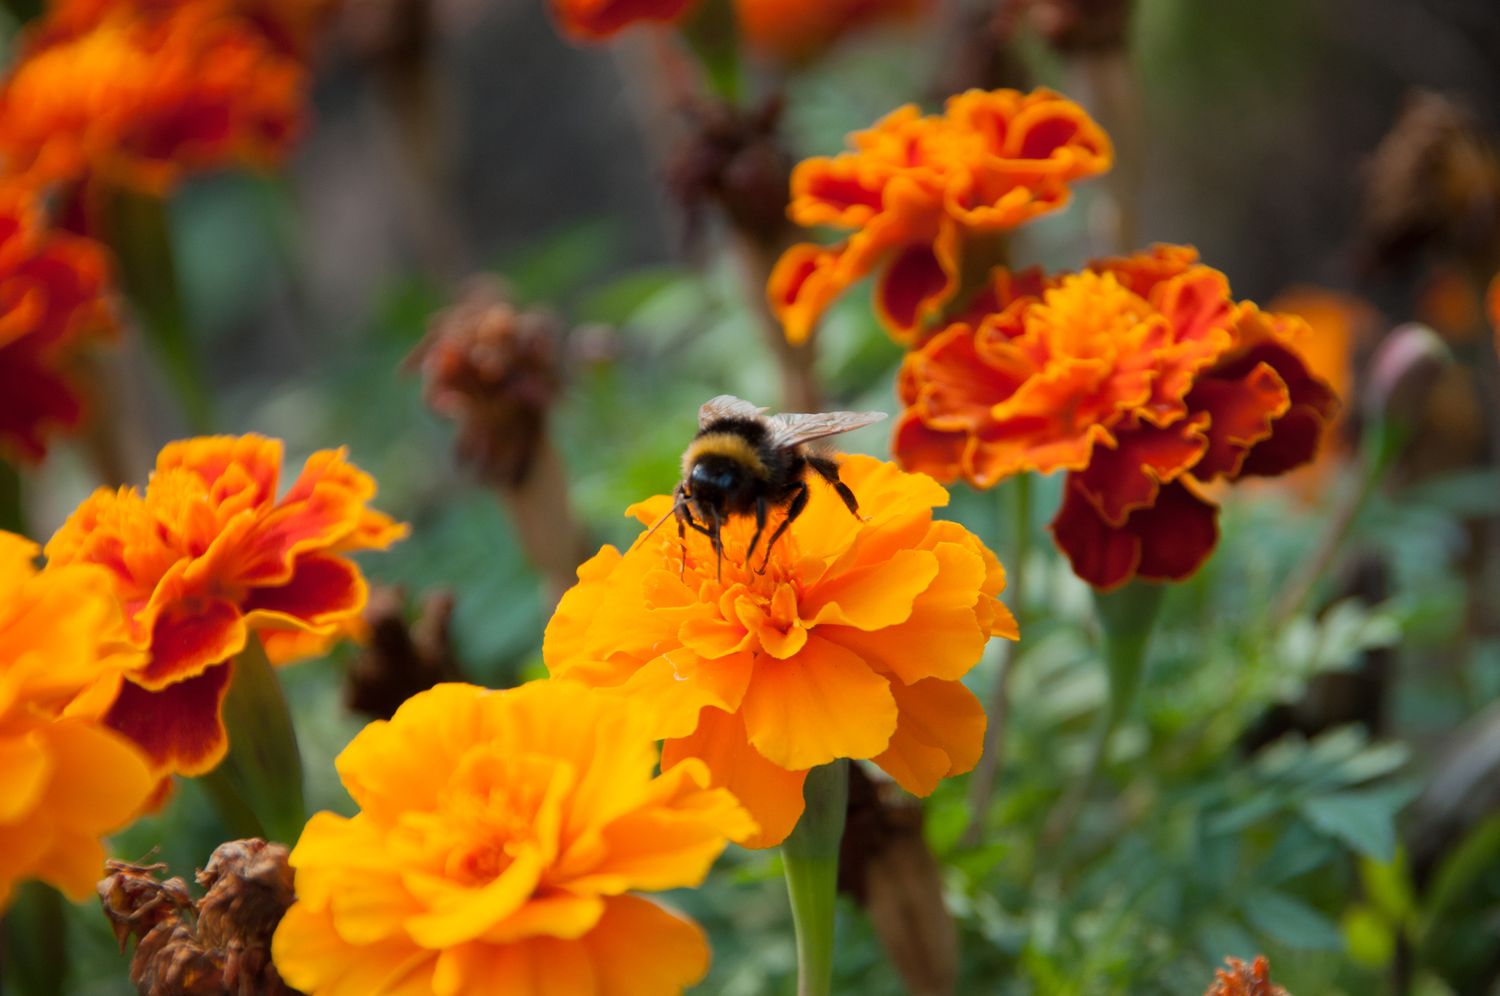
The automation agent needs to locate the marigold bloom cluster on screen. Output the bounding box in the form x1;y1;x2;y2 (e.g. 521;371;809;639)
769;88;1112;345
548;0;697;40
0;2;305;196
45;434;407;776
546;455;1016;847
272;681;753;996
0;189;115;463
893;245;1339;589
0;532;153;909
736;0;930;64
1205;955;1288;996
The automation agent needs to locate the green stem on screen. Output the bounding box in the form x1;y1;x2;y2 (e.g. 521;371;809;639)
1;881;67;996
199;636;306;844
782;759;849;996
106;189;214;432
0;461;24;535
962;473;1031;844
1041;580;1165;854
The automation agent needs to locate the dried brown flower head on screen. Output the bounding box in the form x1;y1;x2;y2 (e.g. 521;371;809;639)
98;840;299;996
667;95;793;248
344;585;460;720
1360;90;1500;274
1205;955;1289;996
998;0;1135;53
406;278;563;487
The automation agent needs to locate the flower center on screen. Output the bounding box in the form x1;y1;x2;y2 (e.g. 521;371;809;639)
1027;271;1153;359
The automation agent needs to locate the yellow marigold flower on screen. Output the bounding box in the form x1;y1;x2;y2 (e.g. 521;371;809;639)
45;434;406;777
769;88;1111;345
0;532;153;909
545;455;1017;848
0;4;304;194
271;680;753;996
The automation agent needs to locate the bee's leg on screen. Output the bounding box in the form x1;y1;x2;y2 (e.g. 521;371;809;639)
806;454;862;519
745;495;768;566
759;481;808;572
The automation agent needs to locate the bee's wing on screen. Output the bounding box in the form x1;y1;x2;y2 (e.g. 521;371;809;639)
767;409;889;449
699;394;769;427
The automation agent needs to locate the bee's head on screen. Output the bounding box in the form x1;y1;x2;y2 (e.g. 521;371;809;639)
687;454;750;513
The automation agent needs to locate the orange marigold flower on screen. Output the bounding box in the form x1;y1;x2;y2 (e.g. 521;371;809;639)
44;0;341;60
736;0;930;65
0;4;305;195
0;532;154;909
769;88;1112;345
894;245;1339;590
271;680;753;995
1488;272;1500;359
548;0;697;40
45;434;407;777
1205;955;1289;996
0;188;115;463
545;455;1017;848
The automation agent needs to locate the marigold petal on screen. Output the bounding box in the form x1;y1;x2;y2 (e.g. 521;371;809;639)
741;634;898;770
272;902;438;996
803;547;938;630
610;650;754;740
403;848;547;948
1188;362;1290;481
583;895;712;996
241;553;367;629
104;663;233;775
481;895;606;944
662;708;808;849
1073;416;1210;526
1130;479;1221;583
874;230;958;342
135;597;247;688
873;677;987;796
0;733;51;823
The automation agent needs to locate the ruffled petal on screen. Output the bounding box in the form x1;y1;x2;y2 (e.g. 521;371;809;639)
662;707;807;849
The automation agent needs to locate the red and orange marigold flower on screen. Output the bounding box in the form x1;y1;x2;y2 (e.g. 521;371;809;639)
0;532;154;909
0;188;116;463
44;434;406;777
548;0;697;40
769;88;1112;345
893;245;1338;590
0;3;305;195
545;455;1016;848
271;680;753;996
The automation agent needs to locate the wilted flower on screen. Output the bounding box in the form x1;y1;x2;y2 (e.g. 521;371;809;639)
736;0;931;65
0;532;153;908
894;245;1338;589
546;455;1016;847
1205;955;1288;996
769;88;1111;344
0;189;116;463
45;434;406;776
668;96;793;249
343;586;460;720
0;4;305;195
100;839;298;996
548;0;697;40
272;681;752;995
997;0;1135;54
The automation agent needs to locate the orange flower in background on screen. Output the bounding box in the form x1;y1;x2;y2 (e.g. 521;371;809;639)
45;434;406;776
0;4;305;195
549;0;697;41
44;0;342;59
1488;271;1500;359
736;0;930;64
0;189;116;463
894;245;1338;589
272;681;752;996
769;88;1112;345
0;532;154;909
1205;955;1288;996
546;455;1016;847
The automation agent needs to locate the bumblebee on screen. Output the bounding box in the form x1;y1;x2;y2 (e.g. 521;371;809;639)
655;395;888;576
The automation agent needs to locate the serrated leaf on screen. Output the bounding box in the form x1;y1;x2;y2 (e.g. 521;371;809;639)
1240;890;1344;950
1298;787;1413;861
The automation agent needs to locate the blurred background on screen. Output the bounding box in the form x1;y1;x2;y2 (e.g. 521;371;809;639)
5;0;1500;992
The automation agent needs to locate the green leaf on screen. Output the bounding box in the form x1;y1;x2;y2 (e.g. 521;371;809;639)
1298;786;1414;861
1240;890;1344;951
1342;906;1395;968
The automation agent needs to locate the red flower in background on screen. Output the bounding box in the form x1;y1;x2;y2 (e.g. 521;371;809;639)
0;189;115;463
549;0;698;40
769;88;1112;344
0;3;305;196
894;245;1338;589
45;435;406;776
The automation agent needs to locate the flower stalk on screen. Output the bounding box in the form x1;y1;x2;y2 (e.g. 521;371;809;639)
200;637;305;845
1;881;67;996
782;759;849;996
